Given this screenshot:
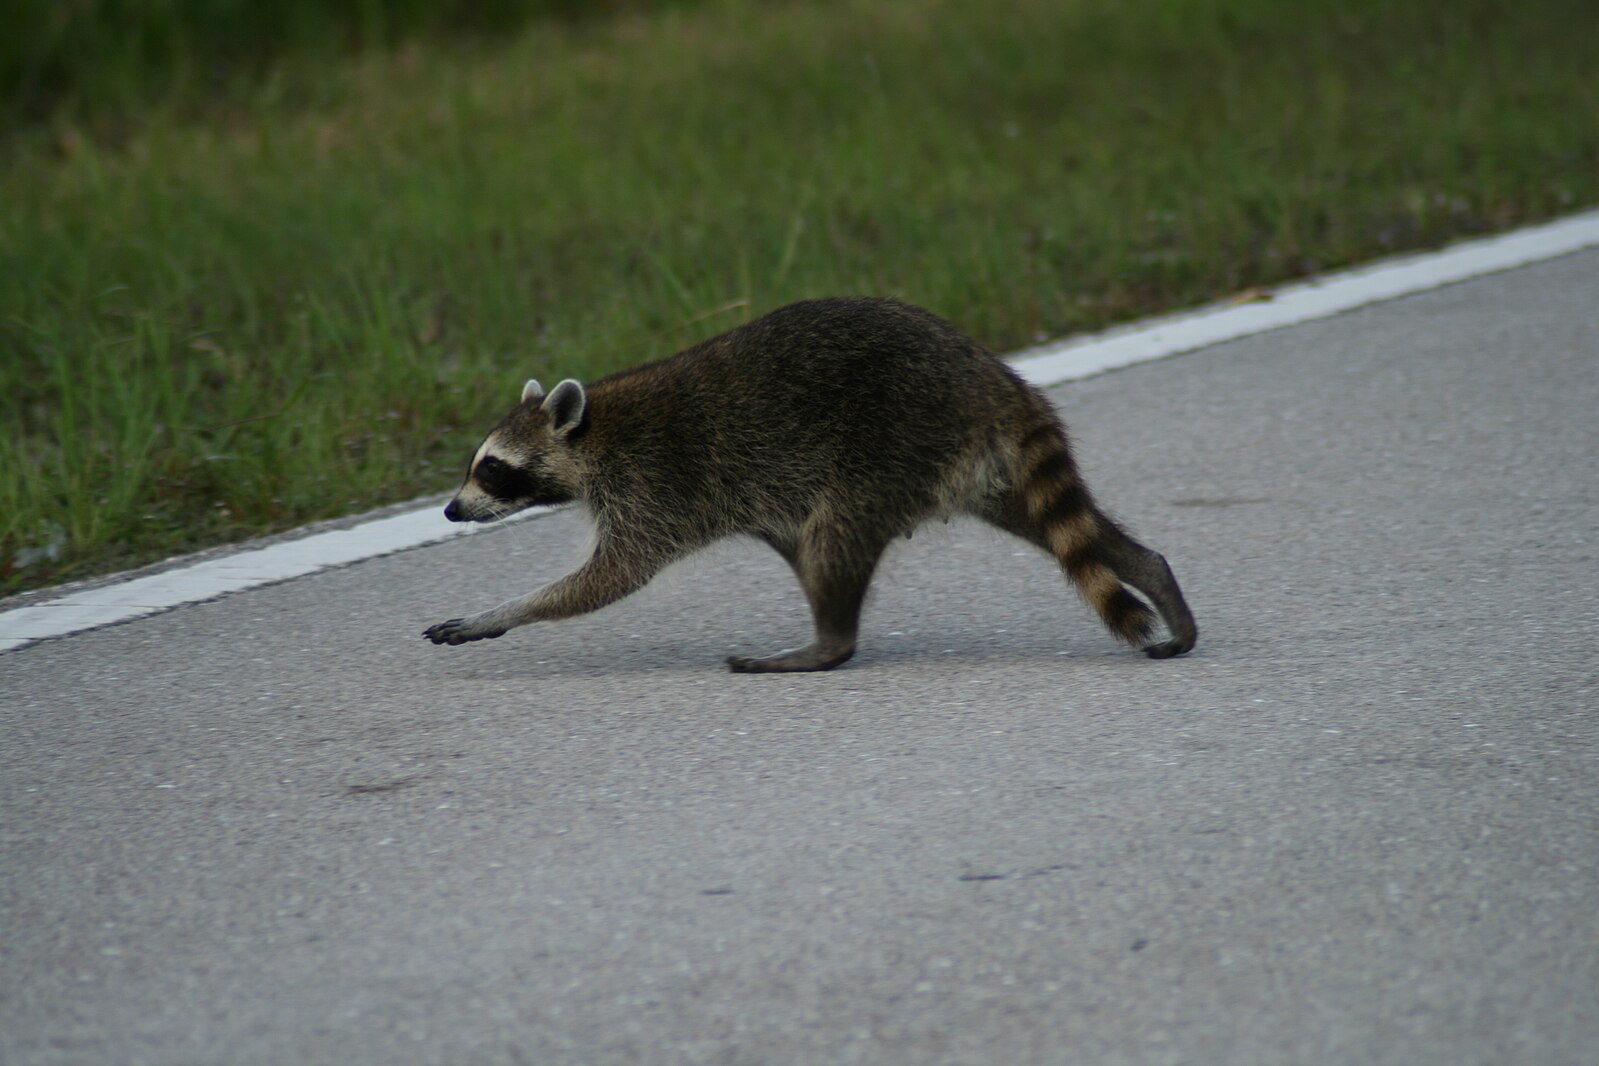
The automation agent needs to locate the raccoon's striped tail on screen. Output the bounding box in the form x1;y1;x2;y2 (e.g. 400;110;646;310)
1005;415;1197;657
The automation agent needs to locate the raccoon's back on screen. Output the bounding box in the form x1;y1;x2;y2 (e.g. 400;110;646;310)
686;297;1018;447
586;298;1030;520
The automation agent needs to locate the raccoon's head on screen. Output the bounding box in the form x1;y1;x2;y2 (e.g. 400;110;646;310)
443;377;588;523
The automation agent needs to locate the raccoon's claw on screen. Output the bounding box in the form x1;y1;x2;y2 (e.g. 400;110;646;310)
1143;637;1193;659
423;618;506;645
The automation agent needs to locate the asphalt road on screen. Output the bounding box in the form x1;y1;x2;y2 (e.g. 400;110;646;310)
4;250;1597;1065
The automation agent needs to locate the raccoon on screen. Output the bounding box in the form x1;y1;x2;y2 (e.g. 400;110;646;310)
423;297;1196;672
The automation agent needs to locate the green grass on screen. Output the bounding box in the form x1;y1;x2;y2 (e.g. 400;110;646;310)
5;0;685;123
3;0;1597;594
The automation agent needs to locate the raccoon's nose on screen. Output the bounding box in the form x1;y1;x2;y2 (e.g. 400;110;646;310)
443;498;464;522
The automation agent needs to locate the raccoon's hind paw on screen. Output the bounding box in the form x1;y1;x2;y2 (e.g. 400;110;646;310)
726;640;856;673
423;618;507;645
1142;635;1195;659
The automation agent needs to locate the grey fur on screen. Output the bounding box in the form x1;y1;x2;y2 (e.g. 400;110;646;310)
424;297;1196;671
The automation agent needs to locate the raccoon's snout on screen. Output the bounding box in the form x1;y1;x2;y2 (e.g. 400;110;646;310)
441;495;489;524
443;496;494;522
444;492;518;523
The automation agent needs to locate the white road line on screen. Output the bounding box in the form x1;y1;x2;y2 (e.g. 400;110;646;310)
5;206;1599;651
0;505;550;651
1010;206;1599;385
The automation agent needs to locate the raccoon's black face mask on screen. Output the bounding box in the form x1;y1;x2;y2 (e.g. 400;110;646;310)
442;378;587;522
444;447;578;522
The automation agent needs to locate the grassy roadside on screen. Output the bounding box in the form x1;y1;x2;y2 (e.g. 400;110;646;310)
3;0;1597;595
4;1;678;124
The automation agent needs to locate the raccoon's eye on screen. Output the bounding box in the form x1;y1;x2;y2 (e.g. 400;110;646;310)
478;456;506;475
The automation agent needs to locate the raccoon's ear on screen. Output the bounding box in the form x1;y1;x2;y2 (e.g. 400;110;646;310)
521;378;545;405
541;378;587;437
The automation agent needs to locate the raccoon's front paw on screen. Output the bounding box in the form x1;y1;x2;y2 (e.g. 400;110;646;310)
423;618;506;645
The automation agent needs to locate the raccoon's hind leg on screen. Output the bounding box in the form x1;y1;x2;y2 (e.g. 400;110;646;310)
977;462;1196;658
728;523;888;673
1092;523;1197;658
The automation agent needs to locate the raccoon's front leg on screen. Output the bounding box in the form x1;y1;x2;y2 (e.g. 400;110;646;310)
424;550;657;646
728;526;887;673
423;615;507;645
